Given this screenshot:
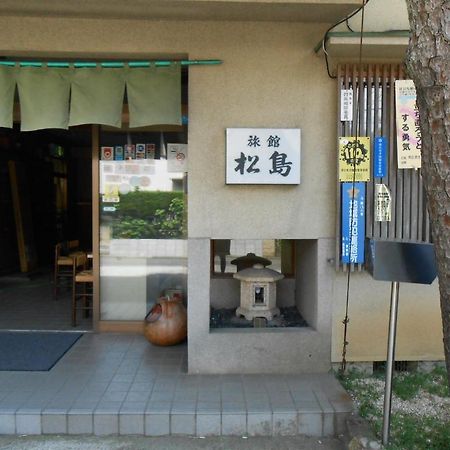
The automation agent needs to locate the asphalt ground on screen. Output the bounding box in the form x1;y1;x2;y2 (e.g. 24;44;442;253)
0;435;345;450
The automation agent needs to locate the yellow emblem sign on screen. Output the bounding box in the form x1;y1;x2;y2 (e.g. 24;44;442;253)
339;137;371;182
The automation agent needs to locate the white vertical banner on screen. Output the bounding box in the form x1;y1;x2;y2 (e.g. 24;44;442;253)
340;89;353;122
395;80;422;169
375;183;392;222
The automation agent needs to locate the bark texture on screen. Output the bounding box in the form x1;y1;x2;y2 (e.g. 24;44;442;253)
405;0;450;385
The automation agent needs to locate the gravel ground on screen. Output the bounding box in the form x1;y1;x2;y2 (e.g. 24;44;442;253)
349;377;450;420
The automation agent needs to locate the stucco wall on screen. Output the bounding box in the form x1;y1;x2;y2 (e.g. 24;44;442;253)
0;16;337;239
342;0;409;33
332;273;443;363
0;14;443;367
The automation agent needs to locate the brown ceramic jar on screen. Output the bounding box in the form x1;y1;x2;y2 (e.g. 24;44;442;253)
144;296;187;346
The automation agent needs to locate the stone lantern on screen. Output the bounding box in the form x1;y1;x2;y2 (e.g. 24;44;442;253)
234;263;284;321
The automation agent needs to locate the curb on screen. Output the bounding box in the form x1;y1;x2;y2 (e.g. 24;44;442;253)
343;413;383;450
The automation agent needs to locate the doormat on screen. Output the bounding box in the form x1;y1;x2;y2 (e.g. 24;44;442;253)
0;331;83;371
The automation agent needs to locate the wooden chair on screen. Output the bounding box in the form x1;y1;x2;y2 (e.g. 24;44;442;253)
53;240;84;299
72;253;93;327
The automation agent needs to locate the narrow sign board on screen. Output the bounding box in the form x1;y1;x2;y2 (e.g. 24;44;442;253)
340;89;353;122
395;80;422;169
374;137;387;178
375;184;392;222
341;182;366;264
226;128;300;184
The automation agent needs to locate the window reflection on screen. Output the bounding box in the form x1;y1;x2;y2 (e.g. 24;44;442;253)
99;129;187;321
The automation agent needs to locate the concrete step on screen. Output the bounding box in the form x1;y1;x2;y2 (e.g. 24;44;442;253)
0;334;354;437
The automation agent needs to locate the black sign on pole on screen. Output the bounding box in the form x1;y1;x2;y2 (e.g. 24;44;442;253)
365;239;437;447
366;239;437;284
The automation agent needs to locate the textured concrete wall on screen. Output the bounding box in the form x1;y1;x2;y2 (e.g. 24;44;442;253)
0;14;443;369
295;240;318;328
332;273;443;363
338;0;409;33
0;16;337;239
189;238;332;374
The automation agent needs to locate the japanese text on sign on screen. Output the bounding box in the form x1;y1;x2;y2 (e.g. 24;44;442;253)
374;137;387;178
340;89;353;122
226;128;301;184
395;80;422;169
339;137;371;182
375;184;391;222
341;182;366;264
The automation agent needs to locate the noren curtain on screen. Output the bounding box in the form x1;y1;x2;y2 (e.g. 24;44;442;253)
0;66;182;131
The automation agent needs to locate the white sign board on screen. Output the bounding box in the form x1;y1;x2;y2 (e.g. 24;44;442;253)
395;80;422;169
167;143;188;173
226;128;301;184
375;183;392;222
340;89;353;122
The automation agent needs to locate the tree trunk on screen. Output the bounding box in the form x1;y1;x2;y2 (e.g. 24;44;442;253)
405;0;450;385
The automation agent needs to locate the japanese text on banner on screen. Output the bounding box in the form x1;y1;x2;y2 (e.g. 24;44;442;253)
395;80;422;169
341;182;366;264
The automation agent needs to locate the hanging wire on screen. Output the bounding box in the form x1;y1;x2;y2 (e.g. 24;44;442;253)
322;0;370;79
339;0;367;376
346;18;355;33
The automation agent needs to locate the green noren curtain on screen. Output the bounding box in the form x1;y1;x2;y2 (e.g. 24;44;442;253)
0;67;16;128
17;67;71;131
69;68;125;128
0;66;182;130
126;67;181;128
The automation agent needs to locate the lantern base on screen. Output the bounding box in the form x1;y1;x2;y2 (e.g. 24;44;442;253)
236;306;280;321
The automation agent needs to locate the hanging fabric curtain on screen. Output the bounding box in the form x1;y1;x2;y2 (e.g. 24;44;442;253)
0;67;16;128
126;66;181;128
17;67;71;131
69;68;125;128
0;64;184;130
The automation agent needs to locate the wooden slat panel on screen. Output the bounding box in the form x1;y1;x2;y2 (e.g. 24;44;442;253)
366;64;374;238
336;64;344;271
388;64;398;239
336;63;431;272
380;64;389;239
418;171;424;240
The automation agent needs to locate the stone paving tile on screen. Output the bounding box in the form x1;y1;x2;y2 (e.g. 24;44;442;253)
0;333;353;437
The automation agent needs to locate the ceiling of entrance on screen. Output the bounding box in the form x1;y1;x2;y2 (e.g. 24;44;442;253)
0;0;361;23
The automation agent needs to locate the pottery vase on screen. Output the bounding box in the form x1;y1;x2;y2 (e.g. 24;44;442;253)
144;295;187;346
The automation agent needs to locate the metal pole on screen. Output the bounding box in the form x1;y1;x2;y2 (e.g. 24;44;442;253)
0;59;222;68
382;281;400;446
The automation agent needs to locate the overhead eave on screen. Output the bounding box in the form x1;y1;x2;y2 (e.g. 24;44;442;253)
0;0;362;23
316;31;410;61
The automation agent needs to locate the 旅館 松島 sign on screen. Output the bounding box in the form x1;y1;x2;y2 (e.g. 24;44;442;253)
226;128;300;184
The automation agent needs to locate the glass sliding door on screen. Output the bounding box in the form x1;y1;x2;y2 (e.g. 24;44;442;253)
98;128;187;321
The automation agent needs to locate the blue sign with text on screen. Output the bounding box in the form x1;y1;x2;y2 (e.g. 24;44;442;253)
341;182;366;264
374;137;387;178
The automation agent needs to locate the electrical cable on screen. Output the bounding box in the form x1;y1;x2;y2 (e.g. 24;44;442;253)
322;0;370;79
339;0;367;376
346;18;355;32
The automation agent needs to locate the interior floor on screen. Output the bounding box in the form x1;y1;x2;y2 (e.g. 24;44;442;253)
0;269;92;331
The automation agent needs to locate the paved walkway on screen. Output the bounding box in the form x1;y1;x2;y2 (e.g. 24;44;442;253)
0;435;345;449
0;333;353;437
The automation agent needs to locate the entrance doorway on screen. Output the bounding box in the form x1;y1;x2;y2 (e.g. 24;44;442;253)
0;125;93;330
